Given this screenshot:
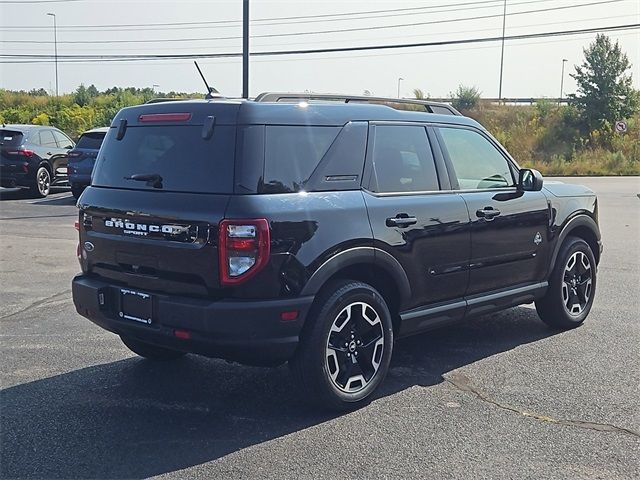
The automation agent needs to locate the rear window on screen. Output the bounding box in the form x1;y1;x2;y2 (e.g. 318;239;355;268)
263;126;340;192
0;130;24;147
91;125;235;194
76;132;106;150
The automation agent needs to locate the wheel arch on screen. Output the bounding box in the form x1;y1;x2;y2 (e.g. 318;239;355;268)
300;247;411;333
550;214;601;275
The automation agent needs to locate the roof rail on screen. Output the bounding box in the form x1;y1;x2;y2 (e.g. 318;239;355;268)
254;92;461;116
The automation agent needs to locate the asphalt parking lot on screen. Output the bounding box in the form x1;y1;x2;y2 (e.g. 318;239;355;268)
1;177;638;480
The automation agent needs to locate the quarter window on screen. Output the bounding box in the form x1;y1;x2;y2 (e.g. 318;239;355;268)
438;127;514;190
53;130;74;149
370;125;439;193
39;130;58;148
263;126;340;193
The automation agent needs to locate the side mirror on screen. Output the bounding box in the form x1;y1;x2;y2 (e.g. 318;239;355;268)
518;168;543;191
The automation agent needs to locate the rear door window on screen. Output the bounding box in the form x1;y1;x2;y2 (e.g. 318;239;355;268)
76;132;106;150
369;125;439;193
91;125;235;194
263;126;340;192
0;130;24;147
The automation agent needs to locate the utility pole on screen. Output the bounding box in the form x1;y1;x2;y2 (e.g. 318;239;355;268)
46;13;58;97
559;58;568;105
242;0;249;99
397;77;404;98
497;0;507;102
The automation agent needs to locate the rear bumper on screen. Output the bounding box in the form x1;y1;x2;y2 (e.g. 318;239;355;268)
72;274;314;365
0;169;33;188
69;174;91;187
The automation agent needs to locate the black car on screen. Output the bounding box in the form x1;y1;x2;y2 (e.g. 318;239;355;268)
72;94;602;410
67;127;109;199
0;124;75;197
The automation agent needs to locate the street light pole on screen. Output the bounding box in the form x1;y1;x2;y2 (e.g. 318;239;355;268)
498;0;507;102
397;77;404;98
559;58;568;105
46;13;58;97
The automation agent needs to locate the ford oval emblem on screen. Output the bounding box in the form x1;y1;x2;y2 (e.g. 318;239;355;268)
84;241;95;252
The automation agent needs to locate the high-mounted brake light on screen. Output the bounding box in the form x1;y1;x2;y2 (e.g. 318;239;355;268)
138;112;192;122
219;219;270;286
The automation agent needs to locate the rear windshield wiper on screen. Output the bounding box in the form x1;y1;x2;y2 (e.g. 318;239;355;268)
124;173;163;189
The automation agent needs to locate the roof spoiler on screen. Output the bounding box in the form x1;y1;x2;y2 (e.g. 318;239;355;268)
254;92;461;116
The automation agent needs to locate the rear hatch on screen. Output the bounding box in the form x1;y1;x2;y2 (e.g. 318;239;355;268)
79;101;240;296
67;130;106;176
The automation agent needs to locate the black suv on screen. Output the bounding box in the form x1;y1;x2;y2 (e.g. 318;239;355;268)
0;124;75;197
72;94;602;410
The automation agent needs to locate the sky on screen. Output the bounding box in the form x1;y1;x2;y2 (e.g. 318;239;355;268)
0;0;639;99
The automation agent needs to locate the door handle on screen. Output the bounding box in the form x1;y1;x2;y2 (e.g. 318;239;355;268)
476;207;501;221
46;152;53;156
386;214;417;228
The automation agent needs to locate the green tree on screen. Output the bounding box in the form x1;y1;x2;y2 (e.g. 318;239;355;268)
450;85;481;111
570;34;639;133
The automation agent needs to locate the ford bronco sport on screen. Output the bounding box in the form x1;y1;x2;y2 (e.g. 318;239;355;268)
72;94;602;410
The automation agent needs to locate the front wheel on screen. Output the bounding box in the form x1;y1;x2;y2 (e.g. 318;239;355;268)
290;280;394;411
120;336;187;361
536;236;597;329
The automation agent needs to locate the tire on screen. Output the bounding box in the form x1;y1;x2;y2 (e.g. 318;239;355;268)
33;166;51;198
290;280;394;411
536;236;597;330
71;185;84;200
120;336;187;361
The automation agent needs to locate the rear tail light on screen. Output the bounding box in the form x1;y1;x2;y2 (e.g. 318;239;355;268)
7;148;34;157
219;219;270;286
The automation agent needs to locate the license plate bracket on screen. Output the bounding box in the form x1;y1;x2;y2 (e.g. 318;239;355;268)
119;288;152;325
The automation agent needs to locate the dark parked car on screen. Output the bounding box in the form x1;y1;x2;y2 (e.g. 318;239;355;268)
0;124;75;197
72;94;602;410
67;127;109;199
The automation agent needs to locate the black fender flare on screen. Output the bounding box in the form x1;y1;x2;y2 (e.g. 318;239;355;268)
300;246;411;304
549;214;601;275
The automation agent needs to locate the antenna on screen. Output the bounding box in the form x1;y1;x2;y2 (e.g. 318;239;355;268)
194;61;222;99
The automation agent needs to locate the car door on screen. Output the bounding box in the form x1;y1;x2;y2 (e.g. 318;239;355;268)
434;125;550;297
52;130;74;178
363;123;471;333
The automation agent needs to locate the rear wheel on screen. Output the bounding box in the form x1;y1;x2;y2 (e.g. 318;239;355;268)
120;336;187;361
536;236;597;329
290;280;394;411
33;166;51;198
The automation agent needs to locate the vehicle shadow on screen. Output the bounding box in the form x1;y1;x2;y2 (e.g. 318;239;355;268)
0;188;72;202
0;188;29;200
1;307;557;479
30;192;76;206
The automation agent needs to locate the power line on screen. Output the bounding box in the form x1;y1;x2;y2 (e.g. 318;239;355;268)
0;0;525;30
1;0;627;44
2;23;637;63
5;30;638;66
9;14;633;54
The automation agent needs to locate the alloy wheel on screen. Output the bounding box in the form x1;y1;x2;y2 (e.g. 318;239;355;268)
325;302;385;394
37;168;51;196
562;251;593;316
